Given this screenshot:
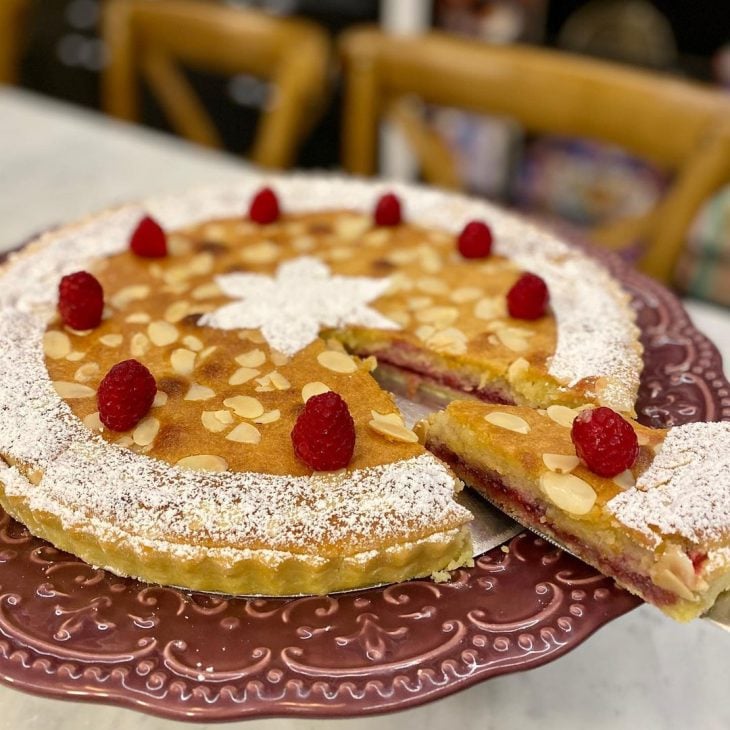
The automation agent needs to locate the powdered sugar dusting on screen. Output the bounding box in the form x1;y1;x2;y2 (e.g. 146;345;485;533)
201;257;399;356
0;174;642;566
608;421;730;546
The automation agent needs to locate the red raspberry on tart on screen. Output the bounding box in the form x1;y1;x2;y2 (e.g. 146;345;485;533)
571;406;639;477
457;220;492;259
507;272;549;320
249;187;280;224
130;215;167;258
58;271;104;330
374;192;402;226
291;391;356;471
97;359;157;431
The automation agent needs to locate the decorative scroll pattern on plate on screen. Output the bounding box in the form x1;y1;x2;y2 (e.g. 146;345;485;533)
0;241;726;722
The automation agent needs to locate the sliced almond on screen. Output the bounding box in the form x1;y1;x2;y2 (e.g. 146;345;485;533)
335;214;370;240
542;453;580;473
213;410;234;424
43;331;71;359
238;330;266;344
53;381;95;399
383;309;410;327
241;241;279;264
474;297;505;320
371;410;405;426
164;300;190;323
254;409;280;424
226;422;262;444
130;332;150;357
82;411;103;432
74;362;99;382
613;469;636;489
539;472;597;515
201;223;228;241
171;348;196;376
485;411;530;434
496;327;529;353
100;334;123;347
407;296;433;311
182;335;204;352
110;285;150;309
236;349;266;368
268;371;291;390
317;350;358;374
419;247;442;273
132;416;160;446
302;381;330;402
649;567;696;602
184;383;215;401
637;432;650;446
152;390;168;407
223;395;264;419
451;286;482;303
199;345;217;361
148;321;179;347
188;252;214;276
126;312;151;324
270;350;290;367
416;306;459;328
176;454;228;472
229;367;260;385
417;277;448;295
426;327;468;355
202;411;229;433
546;405;580;428
363;229;390;247
65;351;85;361
167;233;193;256
368;419;419;443
507;357;530;382
292;235;315;252
328;246;353;262
191;282;222;300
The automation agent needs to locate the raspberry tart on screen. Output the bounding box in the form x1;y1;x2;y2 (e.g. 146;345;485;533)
0;176;644;596
423;402;730;621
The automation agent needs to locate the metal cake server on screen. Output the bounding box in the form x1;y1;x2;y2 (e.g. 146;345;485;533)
395;395;730;629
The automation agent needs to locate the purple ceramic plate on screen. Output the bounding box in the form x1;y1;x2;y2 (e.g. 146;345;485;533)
0;240;727;722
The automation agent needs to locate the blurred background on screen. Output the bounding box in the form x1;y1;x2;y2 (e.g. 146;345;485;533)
2;0;730;298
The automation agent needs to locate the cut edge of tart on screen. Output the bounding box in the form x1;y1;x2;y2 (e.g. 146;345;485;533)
423;401;730;621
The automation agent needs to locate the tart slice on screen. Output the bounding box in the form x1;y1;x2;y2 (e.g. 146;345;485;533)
423;401;730;621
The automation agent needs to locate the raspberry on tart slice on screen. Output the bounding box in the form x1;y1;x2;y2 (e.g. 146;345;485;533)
97;359;157;431
374;192;402;226
571;406;639;477
249;187;280;224
58;271;104;330
457;220;492;259
507;272;549;320
130;215;167;258
291;391;356;471
423;401;730;622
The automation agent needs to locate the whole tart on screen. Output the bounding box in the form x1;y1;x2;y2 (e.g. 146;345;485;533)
0;176;643;596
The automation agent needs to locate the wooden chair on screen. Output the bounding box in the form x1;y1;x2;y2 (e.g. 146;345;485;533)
340;27;730;283
0;0;31;84
102;0;330;169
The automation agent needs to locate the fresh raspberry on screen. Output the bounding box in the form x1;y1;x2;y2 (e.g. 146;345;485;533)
291;391;356;471
507;272;549;320
58;271;104;330
571;407;639;478
249;187;280;224
457;220;493;259
97;359;157;432
130;215;167;258
374;192;402;226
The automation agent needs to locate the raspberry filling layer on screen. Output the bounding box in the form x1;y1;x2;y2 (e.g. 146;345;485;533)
355;341;515;405
428;443;681;608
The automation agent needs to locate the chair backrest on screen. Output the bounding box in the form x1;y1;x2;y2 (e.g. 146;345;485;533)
0;0;31;85
340;27;730;283
102;0;330;169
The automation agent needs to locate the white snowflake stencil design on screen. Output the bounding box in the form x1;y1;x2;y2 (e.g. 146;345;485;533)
199;256;399;356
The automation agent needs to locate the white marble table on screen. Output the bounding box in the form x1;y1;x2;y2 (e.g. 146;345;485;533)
0;87;728;730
